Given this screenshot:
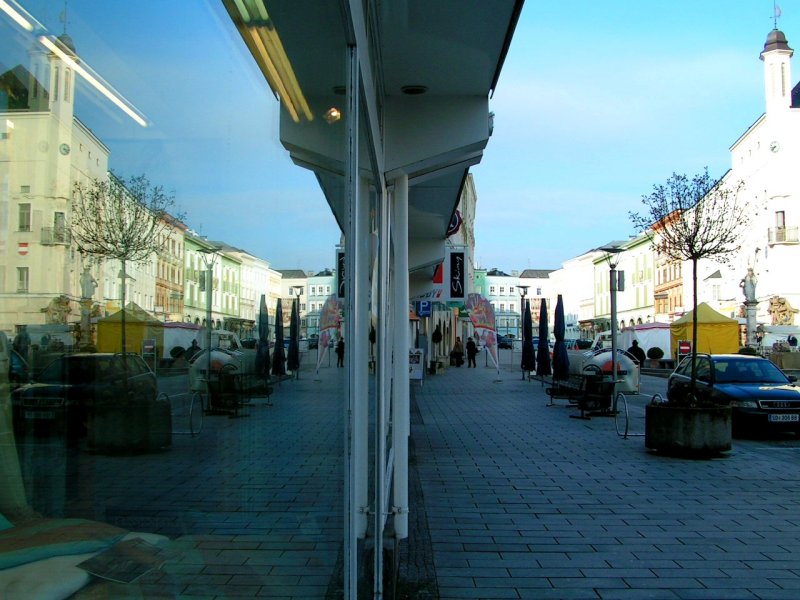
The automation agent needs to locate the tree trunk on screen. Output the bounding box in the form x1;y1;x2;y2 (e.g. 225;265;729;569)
689;257;698;401
120;258;127;355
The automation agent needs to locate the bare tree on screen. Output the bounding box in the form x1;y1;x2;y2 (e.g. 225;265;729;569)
630;168;747;403
71;173;176;356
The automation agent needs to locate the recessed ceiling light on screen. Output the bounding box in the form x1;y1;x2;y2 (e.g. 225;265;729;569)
324;107;341;124
401;85;428;95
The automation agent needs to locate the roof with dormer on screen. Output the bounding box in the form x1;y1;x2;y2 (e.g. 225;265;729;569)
276;269;307;279
519;269;553;279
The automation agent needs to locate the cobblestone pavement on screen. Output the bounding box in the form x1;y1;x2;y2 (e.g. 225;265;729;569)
414;360;800;600
16;352;800;599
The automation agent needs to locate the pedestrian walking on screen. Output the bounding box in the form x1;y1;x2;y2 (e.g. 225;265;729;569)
627;339;646;365
336;338;345;367
13;325;30;360
466;336;477;368
451;336;464;367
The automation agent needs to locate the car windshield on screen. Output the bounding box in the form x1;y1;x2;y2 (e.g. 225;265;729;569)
38;356;113;385
714;358;790;384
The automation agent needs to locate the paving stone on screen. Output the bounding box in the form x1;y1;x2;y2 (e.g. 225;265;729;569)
44;359;800;599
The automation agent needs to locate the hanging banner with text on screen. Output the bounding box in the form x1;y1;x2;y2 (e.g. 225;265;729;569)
336;250;345;298
444;248;465;300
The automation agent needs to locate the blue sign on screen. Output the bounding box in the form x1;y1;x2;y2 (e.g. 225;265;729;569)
417;300;432;317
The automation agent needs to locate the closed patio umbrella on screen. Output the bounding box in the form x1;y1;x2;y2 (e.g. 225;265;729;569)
272;298;286;376
536;298;551;378
521;299;536;377
256;294;270;382
287;296;300;374
552;294;570;381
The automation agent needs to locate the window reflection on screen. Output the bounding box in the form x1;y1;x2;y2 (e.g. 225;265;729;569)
1;0;348;596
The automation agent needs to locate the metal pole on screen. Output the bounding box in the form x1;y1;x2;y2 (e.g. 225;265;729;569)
206;261;213;405
610;264;618;395
520;291;526;380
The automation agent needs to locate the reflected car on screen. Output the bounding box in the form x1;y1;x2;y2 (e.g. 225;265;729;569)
667;353;800;436
12;353;157;439
497;335;513;349
9;349;29;389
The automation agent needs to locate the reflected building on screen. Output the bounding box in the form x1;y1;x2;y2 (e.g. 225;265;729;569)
0;34;158;336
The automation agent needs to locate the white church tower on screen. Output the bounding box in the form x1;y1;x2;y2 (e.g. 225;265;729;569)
761;28;793;115
722;25;800;329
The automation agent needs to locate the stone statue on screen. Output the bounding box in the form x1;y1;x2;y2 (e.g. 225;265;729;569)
740;268;757;303
80;266;97;300
41;295;72;324
769;296;800;326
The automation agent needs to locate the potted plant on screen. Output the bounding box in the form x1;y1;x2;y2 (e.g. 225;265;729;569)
631;170;747;457
646;346;664;368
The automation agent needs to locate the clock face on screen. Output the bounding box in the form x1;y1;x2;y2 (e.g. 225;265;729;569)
59;143;71;155
770;140;780;153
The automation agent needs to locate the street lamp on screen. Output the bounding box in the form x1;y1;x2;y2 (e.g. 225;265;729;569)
601;246;623;400
198;246;221;395
518;285;529;380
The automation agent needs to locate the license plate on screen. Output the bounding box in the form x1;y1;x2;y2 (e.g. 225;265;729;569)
25;411;55;420
769;414;799;422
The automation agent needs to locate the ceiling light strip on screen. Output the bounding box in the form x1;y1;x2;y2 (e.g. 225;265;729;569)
39;35;148;127
256;26;312;121
0;0;36;31
245;27;300;122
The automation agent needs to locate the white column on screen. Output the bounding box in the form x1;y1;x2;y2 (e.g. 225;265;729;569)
392;174;410;539
354;178;369;539
374;180;391;599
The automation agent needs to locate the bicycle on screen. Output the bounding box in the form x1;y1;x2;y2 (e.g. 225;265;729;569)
166;388;204;436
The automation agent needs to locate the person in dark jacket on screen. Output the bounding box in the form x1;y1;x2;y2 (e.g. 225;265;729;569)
336;338;345;367
627;340;646;365
466;336;478;368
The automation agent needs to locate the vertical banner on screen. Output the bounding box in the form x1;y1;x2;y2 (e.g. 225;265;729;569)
315;295;343;374
446;249;465;300
336;250;346;298
466;293;500;373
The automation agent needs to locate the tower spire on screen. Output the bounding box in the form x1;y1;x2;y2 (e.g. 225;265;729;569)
773;1;781;29
59;0;68;35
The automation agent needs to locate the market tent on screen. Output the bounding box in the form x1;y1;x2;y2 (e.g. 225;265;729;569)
669;302;740;357
96;303;164;354
620;322;671;357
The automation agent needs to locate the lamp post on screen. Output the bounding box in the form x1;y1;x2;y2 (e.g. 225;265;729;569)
291;285;304;374
519;285;529;379
198;247;220;395
601;247;623;401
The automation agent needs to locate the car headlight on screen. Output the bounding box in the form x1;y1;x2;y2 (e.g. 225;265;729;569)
729;400;758;408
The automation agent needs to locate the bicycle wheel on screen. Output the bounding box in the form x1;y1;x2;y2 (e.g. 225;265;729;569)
189;391;204;435
614;392;629;437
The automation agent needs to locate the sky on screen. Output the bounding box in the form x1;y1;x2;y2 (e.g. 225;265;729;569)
3;1;798;272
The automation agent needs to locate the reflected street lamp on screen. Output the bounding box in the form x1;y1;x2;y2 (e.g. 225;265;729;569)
601;246;623;397
199;246;221;392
